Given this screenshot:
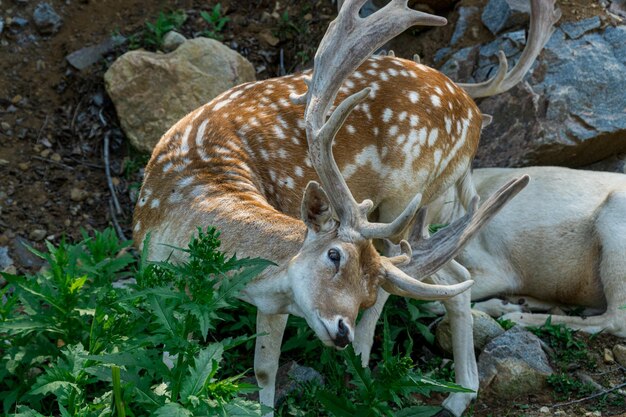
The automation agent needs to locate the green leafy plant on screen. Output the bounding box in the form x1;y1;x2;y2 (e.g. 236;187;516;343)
200;4;229;40
0;227;271;416
529;317;593;370
313;315;471;417
547;373;595;401
496;317;516;331
129;10;187;50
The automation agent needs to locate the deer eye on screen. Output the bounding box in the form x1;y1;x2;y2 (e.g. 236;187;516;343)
327;248;341;267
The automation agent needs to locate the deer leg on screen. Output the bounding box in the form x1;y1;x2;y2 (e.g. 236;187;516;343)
255;312;288;417
354;287;390;367
431;260;478;417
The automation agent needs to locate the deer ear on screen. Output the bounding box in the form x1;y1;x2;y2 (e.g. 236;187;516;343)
301;181;337;234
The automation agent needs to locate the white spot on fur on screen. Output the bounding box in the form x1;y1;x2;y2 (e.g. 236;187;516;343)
180;125;192;154
150;198;160;209
134;221;141;232
410;115;419;127
294;166;303;177
388;125;398;136
178;176;195;187
195;119;209;146
346;125;356;134
162;162;173;173
445;117;452;134
169;192;183;203
138;188;152;207
213;99;231;111
427;128;439;146
398;111;407;121
273;125;286;140
388;68;398;77
382;108;393;122
379;71;389;81
430;95;441;107
408;91;419;103
373;127;379;136
434;86;443;95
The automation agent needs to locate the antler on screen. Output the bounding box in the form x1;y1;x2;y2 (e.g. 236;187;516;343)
458;0;561;98
405;175;529;280
303;0;446;239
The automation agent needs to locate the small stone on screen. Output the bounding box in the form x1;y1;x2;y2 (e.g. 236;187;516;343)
554;410;567;416
162;30;186;52
604;348;615;363
29;229;47;242
613;344;626;367
9;16;29;28
50;152;61;162
0;246;14;271
33;2;63;35
1;122;10;131
0;159;9;165
111;177;120;186
539;406;550;414
258;29;280;46
70;187;89;202
18;162;29;170
11;95;22;104
66;35;126;71
63;219;71;227
40;149;51;158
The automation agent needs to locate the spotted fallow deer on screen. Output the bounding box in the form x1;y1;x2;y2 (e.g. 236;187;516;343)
418;166;626;338
132;0;537;415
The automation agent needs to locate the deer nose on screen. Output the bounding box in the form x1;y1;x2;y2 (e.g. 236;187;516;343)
333;319;351;348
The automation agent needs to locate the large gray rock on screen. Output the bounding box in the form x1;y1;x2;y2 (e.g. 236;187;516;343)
105;38;256;153
450;6;480;46
481;0;530;35
436;309;505;353
441;23;626;168
478;326;553;399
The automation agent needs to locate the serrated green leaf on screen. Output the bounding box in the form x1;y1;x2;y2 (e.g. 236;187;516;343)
154;403;193;417
148;294;180;338
316;390;356;417
395;405;443;417
180;344;224;401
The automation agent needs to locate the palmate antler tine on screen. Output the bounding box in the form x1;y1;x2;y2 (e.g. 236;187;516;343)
305;0;446;231
404;175;530;280
458;0;561;98
382;258;475;300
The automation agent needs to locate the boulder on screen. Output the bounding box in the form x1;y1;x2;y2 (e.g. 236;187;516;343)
436;309;505;353
105;38;256;153
450;6;481;46
481;0;530;35
478;326;553;399
440;24;626;168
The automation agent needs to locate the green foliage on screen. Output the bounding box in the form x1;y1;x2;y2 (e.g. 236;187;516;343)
496;318;516;331
129;10;187;50
278;315;470;417
274;8;316;71
529;317;593;370
200;4;230;40
0;227;271;416
547;373;595;401
427;224;448;235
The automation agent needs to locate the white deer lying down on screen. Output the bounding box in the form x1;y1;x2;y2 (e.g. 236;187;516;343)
423;166;626;338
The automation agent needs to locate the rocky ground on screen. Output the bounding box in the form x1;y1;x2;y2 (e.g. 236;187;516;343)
1;0;625;416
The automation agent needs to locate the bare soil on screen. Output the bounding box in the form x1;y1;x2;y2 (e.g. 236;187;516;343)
0;0;623;415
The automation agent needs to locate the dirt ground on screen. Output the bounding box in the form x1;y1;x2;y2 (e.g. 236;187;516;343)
0;0;624;415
